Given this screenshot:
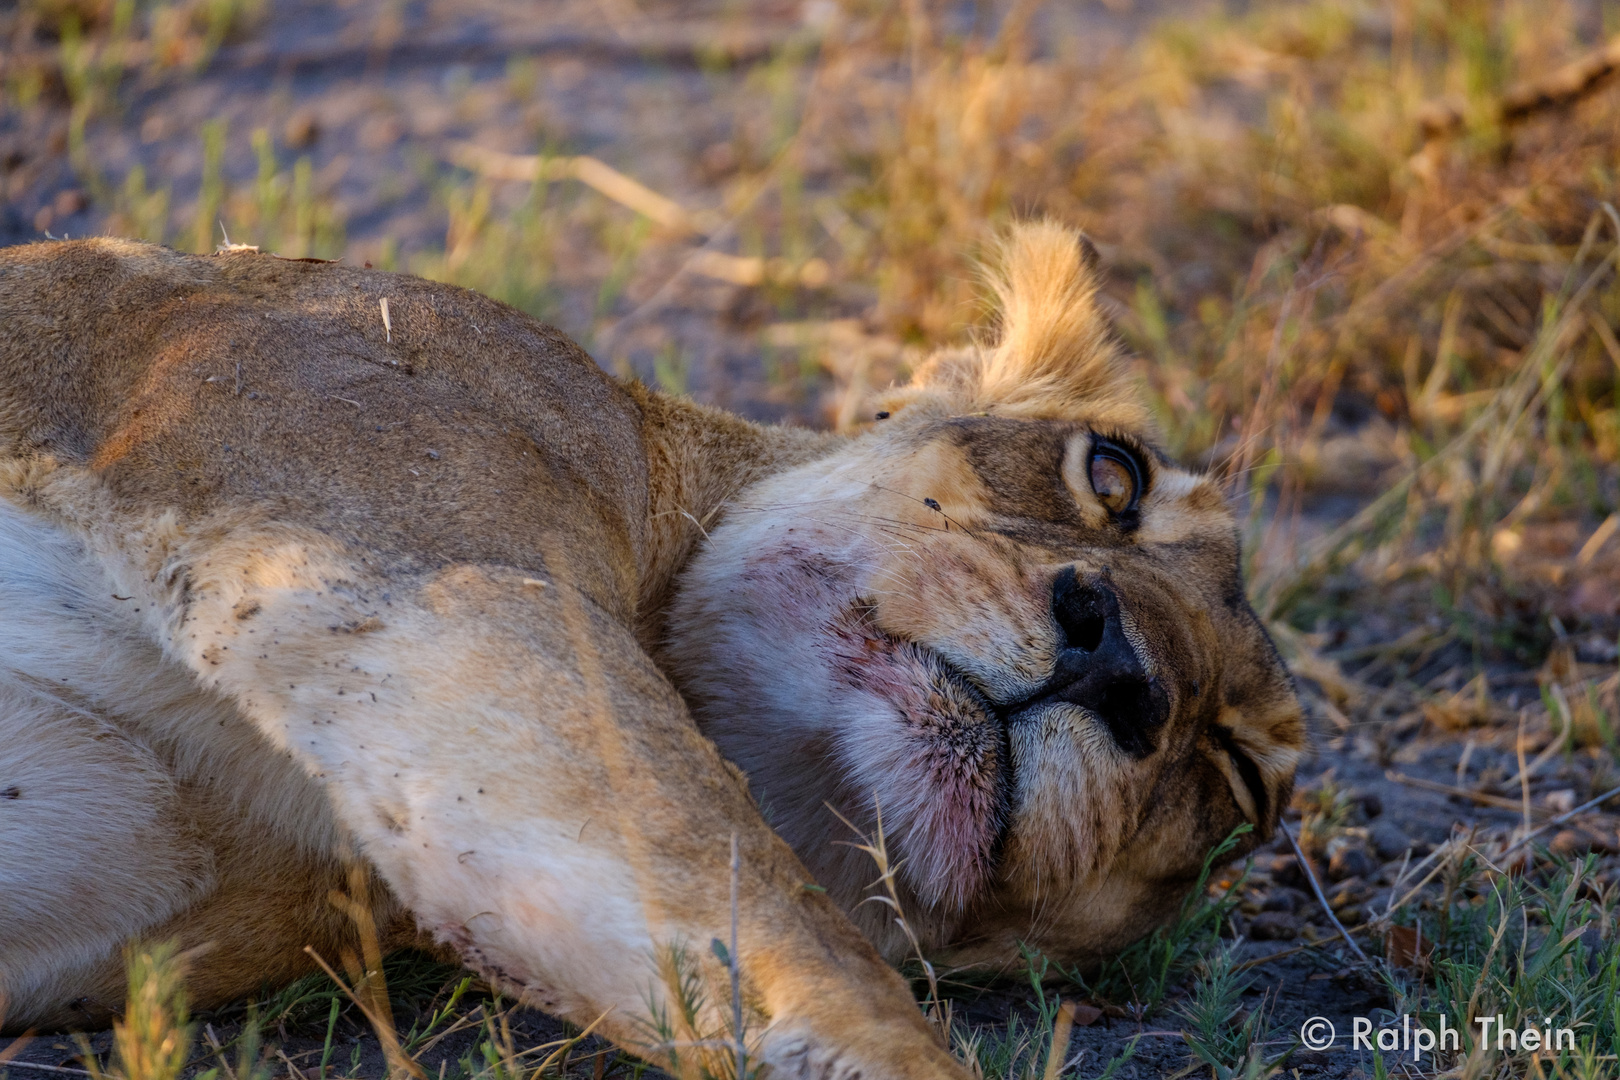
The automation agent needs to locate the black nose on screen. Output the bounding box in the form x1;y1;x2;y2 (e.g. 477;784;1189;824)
1052;568;1109;652
1026;568;1169;757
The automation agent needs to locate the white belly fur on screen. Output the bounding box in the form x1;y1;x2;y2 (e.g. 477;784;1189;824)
0;495;340;1020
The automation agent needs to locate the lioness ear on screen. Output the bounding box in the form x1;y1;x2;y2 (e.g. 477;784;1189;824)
878;221;1149;426
1206;689;1304;834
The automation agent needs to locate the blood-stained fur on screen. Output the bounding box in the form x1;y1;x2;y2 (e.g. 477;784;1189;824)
0;223;1299;1074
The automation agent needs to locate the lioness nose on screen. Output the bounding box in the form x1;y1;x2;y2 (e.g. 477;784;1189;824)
1052;567;1110;653
1046;568;1169;756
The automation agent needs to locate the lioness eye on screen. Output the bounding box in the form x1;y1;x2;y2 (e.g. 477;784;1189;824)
1088;443;1142;516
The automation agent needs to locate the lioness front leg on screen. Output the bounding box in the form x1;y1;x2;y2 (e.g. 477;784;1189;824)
167;536;962;1080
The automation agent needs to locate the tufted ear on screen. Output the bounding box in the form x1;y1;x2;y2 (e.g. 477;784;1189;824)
1204;640;1305;836
877;221;1150;427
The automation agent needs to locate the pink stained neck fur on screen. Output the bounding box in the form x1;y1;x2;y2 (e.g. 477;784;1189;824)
622;380;843;651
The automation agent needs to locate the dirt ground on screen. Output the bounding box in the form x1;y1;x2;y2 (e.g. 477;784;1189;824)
2;1;1618;1078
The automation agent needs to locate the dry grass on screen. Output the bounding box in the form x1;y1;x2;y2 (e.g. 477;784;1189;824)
55;824;1613;1079
812;1;1619;640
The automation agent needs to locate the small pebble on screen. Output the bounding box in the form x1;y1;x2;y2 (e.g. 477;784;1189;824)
1328;844;1374;882
1262;887;1303;913
1328;877;1367;905
1369;820;1413;861
1549;827;1619;857
1248;911;1300;941
1270;855;1307;890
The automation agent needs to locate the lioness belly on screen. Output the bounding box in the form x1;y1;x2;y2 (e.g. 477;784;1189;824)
0;497;410;1032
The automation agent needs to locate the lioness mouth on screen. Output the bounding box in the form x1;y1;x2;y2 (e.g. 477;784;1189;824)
822;570;1177;910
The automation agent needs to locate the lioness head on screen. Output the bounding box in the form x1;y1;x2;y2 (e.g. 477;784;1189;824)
665;222;1303;970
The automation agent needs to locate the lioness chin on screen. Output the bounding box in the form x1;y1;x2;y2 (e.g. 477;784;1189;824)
0;222;1300;1076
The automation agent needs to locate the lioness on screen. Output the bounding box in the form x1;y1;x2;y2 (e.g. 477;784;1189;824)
0;222;1301;1075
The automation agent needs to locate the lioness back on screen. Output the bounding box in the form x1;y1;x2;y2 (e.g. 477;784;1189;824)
0;238;645;617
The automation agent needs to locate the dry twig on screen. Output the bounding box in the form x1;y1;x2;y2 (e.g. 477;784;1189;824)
1418;34;1620;136
1278;820;1370;964
1385;770;1552;817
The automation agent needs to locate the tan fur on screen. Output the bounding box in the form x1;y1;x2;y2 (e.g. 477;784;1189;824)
877;222;1150;430
0;225;1300;1073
